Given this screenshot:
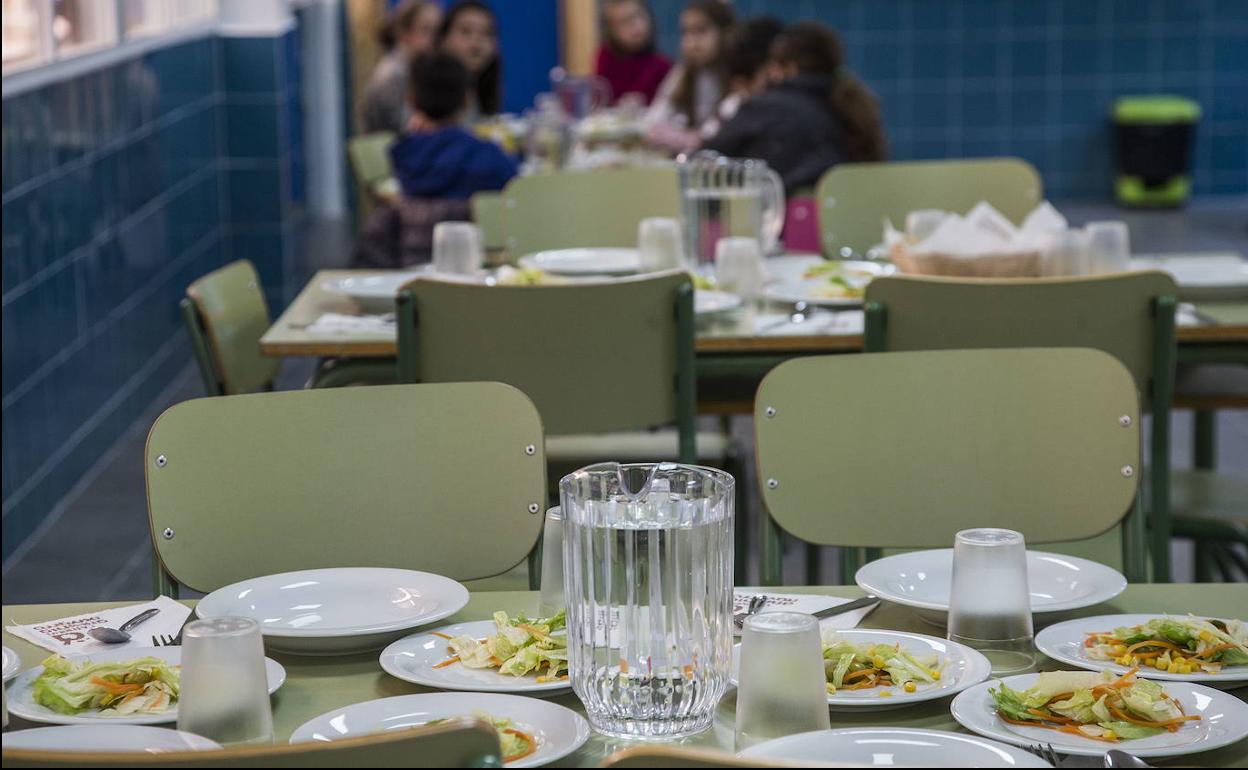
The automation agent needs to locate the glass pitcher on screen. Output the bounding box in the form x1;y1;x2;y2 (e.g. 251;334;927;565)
679;153;785;267
561;462;734;739
550;67;612;119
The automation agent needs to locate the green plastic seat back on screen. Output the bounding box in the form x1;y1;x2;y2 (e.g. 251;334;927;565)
471;190;506;252
146;383;547;592
865;271;1178;408
1;717;501;768
603;746;796;768
398;272;693;436
500;166;681;256
346;131;396;189
755;349;1140;549
815;157;1042;255
184;260;279;395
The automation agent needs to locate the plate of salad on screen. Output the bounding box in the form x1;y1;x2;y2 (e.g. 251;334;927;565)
730;627;992;710
1035;614;1248;684
380;612;569;693
951;669;1248;758
763;260;895;308
6;646;286;725
289;692;591;767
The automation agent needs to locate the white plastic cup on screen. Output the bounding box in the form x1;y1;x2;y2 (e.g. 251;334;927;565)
735;612;830;750
539;506;565;618
1085;221;1130;274
638;217;685;272
714;237;766;299
947;528;1036;674
177;617;274;745
432;221;485;276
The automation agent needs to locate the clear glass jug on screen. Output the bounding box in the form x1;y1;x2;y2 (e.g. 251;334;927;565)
678;153;785;266
561;463;734;739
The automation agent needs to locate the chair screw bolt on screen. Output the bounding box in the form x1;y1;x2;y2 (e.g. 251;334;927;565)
764;406;776;418
1120;465;1135;478
163;528;174;540
528;503;540;514
156;455;167;467
524;444;536;455
1119;415;1132;427
766;478;779;489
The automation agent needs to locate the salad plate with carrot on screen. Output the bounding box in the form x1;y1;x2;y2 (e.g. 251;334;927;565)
952;669;1248;758
1035;614;1248;684
379;612;570;693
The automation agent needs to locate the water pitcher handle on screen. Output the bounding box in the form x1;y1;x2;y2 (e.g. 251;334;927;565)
590;75;612;111
761;168;786;254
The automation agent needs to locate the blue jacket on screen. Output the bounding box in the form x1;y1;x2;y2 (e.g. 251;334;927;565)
390;126;518;200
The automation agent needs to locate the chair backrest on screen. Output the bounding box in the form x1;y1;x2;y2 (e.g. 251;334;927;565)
183;260;279;396
471;191;506;252
346;131;396;190
815;157;1042;255
755;349;1140;549
147;383;547;592
500;166;681;256
1;717;500;768
396;272;696;448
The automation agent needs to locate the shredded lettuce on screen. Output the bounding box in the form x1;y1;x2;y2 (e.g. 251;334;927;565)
31;655;179;716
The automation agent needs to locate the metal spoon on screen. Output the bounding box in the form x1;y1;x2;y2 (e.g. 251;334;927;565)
88;608;161;644
1104;749;1152;768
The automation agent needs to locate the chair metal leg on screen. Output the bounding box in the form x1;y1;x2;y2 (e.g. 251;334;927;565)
527;538;542;591
805;544;821;586
760;512;783;586
1193;541;1215;583
1194;410;1216;470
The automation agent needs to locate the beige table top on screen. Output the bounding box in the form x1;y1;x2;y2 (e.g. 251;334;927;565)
5;584;1247;767
259;270;1248;359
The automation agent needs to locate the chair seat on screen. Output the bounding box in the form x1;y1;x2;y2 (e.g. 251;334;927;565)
545;429;732;463
1171;469;1248;532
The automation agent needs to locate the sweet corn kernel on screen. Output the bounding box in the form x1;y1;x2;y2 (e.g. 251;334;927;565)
1112;645;1127;654
1168;663;1181;673
903;681;917;693
1103;729;1117;740
1154;659;1168;671
872;657;887;669
931;671;941;681
1200;630;1214;642
826;683;836;694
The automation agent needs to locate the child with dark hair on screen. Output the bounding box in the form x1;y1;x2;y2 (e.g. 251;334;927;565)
703;21;887;192
360;0;442;133
390;51;517;200
644;0;736;152
702;15;785;138
437;0;502;121
594;0;672;105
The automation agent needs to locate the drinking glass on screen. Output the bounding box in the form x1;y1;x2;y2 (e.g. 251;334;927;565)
539;506;565;618
715;237;766;300
562;462;734;739
1085;221;1130;274
638;217;685;272
177;617;274;745
432;221;484;276
947;528;1036;674
735;612;830;751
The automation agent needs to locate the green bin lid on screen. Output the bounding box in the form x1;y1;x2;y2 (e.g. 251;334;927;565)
1114;96;1201;124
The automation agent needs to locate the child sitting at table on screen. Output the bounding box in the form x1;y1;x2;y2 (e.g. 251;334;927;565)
643;0;735;153
594;0;672;105
700;15;785;140
354;52;516;268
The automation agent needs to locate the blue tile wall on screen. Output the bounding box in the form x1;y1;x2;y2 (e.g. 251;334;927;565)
650;0;1248;198
3;24;308;560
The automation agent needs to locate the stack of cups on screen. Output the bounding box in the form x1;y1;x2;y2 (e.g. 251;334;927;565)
715;237;766;299
734;612;830;750
1085;221;1130;275
947;528;1036;675
177;617;274;745
638;217;685;272
538;506;565;618
432;222;485;277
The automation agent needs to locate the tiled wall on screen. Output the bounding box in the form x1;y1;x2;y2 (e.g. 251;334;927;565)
652;0;1248;198
2;30;305;559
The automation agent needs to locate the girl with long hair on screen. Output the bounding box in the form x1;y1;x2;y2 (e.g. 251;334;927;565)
437;0;502;121
594;0;672;105
643;0;735;152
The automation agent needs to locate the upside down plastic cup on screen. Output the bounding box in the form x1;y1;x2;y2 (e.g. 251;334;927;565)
735;612;830;750
432;221;484;276
177;617;273;745
538;506;565;618
947;528;1036;675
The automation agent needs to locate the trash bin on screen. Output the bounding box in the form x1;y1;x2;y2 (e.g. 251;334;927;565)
1113;96;1201;207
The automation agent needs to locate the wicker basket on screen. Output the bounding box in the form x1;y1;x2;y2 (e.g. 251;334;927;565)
891;243;1044;278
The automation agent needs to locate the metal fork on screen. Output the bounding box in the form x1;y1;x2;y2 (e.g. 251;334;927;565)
1024;743;1061;767
733;594;768;629
151;634;176;647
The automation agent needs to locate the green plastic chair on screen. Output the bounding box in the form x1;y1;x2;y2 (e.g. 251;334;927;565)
499;166;681;257
182;260;280;396
146;382;547;595
863;271;1178;582
1;717;501;768
815;157;1042;256
347;131;396;192
602;745;797;768
471;190;506;253
754;349;1141;587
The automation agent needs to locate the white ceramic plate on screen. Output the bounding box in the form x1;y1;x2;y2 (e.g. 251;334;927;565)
322;272;424;312
518;248;641;276
695;289;743;316
7;646;285;726
1;725;222;753
380;620;569;694
196;567;470;655
289;692;591;768
951;673;1248;758
763;261;895;308
740;727;1051;767
1131;253;1248;300
2;645;20;681
855;550;1127;626
730;627;991;711
1035;614;1248;685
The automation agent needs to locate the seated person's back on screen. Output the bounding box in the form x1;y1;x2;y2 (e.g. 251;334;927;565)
703;22;887;193
390;51;517;200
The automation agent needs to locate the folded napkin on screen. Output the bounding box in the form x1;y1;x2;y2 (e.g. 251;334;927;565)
6;596;191;655
755;310;864;336
305;312;395;335
733;590;879;636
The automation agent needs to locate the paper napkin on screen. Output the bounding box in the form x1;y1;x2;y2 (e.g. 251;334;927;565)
305;312;396;335
7;595;192;655
733;591;879;636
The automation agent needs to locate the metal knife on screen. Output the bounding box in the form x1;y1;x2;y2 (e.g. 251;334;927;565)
813;595;878;619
